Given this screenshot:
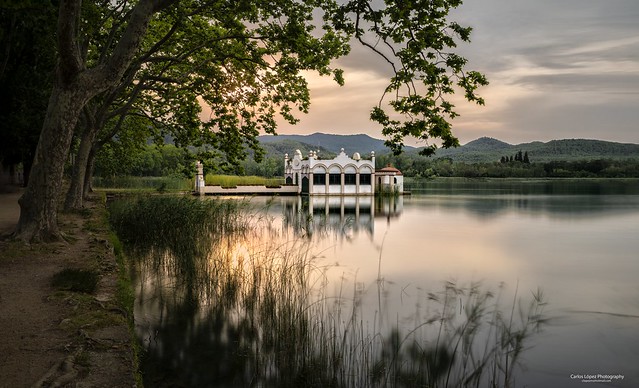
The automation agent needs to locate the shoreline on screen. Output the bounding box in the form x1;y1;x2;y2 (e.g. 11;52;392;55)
0;189;138;387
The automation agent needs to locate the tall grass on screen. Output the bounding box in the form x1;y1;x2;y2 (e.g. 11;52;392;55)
94;174;285;192
108;195;249;269
205;174;284;187
109;196;546;387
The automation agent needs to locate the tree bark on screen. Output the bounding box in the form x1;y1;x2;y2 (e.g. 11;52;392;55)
14;0;165;241
16;85;91;241
64;124;98;211
83;146;97;196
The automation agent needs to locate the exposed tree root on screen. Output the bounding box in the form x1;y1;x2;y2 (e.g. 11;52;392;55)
31;346;82;388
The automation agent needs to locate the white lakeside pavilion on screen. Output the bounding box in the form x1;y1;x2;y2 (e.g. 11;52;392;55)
285;148;374;195
284;148;404;196
195;149;403;195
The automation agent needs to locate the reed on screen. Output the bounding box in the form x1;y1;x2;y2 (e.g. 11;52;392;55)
109;196;546;387
205;174;283;187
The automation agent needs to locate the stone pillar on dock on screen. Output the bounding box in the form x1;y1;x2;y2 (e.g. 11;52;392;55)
195;161;205;195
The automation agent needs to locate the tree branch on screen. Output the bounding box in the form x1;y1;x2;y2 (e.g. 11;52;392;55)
57;0;83;80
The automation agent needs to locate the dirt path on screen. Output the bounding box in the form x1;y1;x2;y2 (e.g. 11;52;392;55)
0;189;137;387
0;188;21;236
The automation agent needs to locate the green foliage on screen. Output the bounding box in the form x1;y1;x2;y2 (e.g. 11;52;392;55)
500;150;530;164
108;196;249;285
0;2;57;172
95;143;192;178
88;0;354;177
5;0;486;215
92;176;192;191
407;158;639;179
337;0;488;154
83;0;483;181
241;156;284;178
432;137;639;163
378;144;639;178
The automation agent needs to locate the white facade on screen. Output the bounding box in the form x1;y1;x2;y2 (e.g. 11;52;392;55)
284;149;376;196
375;165;404;194
194;149;404;196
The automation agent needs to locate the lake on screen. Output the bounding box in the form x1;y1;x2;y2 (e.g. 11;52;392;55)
128;179;639;387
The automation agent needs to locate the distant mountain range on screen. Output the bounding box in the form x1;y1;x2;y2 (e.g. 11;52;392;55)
258;133;639;162
427;137;639;162
258;133;411;155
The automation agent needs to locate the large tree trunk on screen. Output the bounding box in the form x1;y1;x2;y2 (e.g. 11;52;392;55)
13;0;167;241
16;86;90;241
21;145;35;187
64;124;98;211
83;146;97;196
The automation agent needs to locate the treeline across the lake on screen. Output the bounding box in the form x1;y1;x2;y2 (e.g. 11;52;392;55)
376;154;639;178
92;143;639;189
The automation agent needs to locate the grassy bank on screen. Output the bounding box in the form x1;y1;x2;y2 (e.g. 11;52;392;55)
92;174;286;192
82;193;144;385
0;192;141;386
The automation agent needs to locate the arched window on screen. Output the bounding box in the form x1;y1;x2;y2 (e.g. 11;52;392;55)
313;166;326;185
328;165;341;185
344;165;356;185
359;166;372;185
344;174;356;185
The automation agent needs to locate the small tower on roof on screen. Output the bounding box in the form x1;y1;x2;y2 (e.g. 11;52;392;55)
375;164;404;194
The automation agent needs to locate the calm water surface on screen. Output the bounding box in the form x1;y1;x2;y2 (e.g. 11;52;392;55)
134;179;639;387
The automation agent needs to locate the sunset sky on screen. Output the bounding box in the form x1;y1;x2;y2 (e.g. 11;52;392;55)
276;0;639;147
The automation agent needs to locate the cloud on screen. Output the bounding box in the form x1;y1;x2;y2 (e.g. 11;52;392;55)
276;0;639;145
444;0;639;143
275;67;389;136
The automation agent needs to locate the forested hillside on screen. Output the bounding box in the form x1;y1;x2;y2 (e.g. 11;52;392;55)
257;139;336;159
429;137;639;162
252;136;639;178
257;134;639;162
93;135;639;180
258;133;413;154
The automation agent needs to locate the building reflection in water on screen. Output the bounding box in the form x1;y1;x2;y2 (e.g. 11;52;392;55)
282;195;404;240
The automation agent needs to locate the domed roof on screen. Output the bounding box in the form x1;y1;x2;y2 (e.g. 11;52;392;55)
376;164;403;175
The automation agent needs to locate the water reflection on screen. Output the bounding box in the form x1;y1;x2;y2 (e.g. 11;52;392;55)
132;242;546;387
112;196;547;387
405;195;639;220
408;178;639;196
264;185;639;387
111;180;639;387
282;196;404;239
